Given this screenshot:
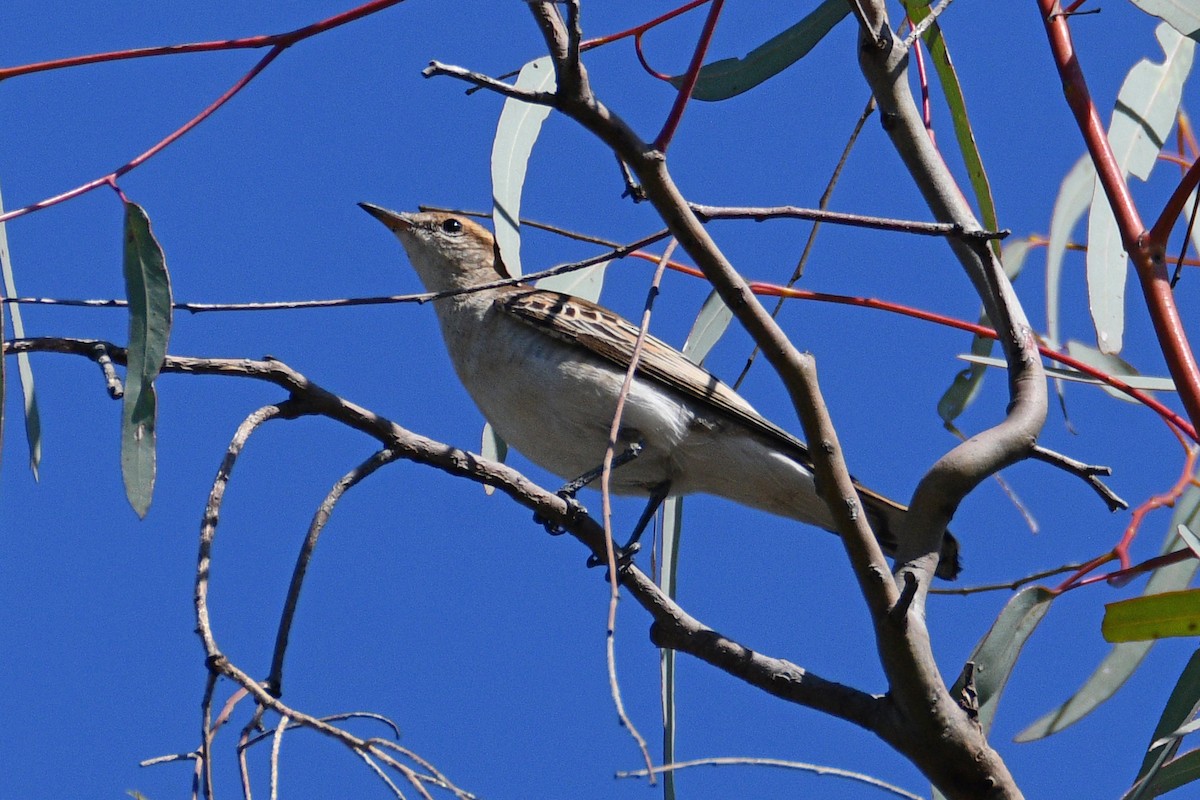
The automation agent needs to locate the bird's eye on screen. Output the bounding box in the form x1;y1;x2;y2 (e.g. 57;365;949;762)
441;218;463;234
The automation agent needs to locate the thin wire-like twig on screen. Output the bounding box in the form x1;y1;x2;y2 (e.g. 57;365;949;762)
598;240;677;782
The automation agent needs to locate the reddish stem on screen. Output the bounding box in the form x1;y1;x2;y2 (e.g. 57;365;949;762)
1037;1;1200;442
0;47;282;223
581;0;711;51
0;0;403;80
653;0;724;152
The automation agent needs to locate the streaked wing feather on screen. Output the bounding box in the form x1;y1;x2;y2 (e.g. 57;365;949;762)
496;287;963;579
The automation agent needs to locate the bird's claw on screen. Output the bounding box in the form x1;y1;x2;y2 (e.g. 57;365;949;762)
535;491;587;536
586;541;640;570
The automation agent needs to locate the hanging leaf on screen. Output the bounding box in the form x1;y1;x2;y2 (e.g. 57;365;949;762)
681;289;733;366
121;201;173;519
480;422;507;496
1125;648;1200;800
665;0;849;102
1129;1;1200;44
951;587;1055;734
1017;489;1200;741
1103;589;1200;643
491;56;556;280
1086;23;1195;354
0;178;41;478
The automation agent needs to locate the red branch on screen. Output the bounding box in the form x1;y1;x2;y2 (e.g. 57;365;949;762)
653;0;724;152
1036;2;1200;437
0;0;404;222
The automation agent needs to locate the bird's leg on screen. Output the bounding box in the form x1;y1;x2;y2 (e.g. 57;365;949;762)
587;480;670;568
537;441;645;535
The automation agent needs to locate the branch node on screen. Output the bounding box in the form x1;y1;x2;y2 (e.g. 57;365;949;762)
91;343;124;398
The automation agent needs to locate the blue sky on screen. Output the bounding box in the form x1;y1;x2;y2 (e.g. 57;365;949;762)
1;2;1196;798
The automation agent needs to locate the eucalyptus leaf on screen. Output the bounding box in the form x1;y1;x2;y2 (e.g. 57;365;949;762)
121;202;173;519
0;178;41;478
665;0;848;102
1086;23;1194;354
491;56;555;279
1129;0;1200;42
1017;492;1200;740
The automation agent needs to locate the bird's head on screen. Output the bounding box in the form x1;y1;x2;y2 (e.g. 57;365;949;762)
359;204;508;294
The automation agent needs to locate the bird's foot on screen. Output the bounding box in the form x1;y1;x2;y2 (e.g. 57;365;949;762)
586;540;641;570
534;489;587;536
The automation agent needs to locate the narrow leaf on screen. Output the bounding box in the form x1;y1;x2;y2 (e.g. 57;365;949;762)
1130;1;1200;42
1130;749;1200;799
480;422;507;496
1017;492;1200;740
0;178;41;478
902;0;1000;251
1066;340;1155;402
491;56;555;279
1046;154;1095;350
681;290;733;366
1130;648;1200;797
951;587;1055;734
666;0;849;101
1087;23;1195;354
536;257;609;302
958;354;1176;393
121;202;173;518
1103;589;1200;643
660;494;684;800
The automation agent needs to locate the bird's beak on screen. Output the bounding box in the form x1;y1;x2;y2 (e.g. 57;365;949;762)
358;202;412;233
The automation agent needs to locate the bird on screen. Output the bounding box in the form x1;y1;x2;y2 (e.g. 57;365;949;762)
360;203;961;579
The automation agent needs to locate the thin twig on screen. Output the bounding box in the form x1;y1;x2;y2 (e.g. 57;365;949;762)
598;240;677;781
1029;444;1127;511
689;203;1007;241
268;449;400;696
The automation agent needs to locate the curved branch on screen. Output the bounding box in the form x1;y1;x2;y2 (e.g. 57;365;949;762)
4;336;885;733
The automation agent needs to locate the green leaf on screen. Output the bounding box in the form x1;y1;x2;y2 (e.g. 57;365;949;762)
491;56;555;280
951;587;1055;734
1017;491;1200;741
1127;647;1200;800
901;0;1000;254
0;178;41;478
121;201;173;519
1129;749;1200;799
1130;0;1200;43
666;0;849;102
1103;590;1200;643
1087;23;1195;354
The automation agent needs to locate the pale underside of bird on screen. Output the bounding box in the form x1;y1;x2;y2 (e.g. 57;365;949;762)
360;204;961;579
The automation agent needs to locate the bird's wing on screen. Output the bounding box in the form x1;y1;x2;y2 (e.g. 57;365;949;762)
497;287;810;457
497;287;962;580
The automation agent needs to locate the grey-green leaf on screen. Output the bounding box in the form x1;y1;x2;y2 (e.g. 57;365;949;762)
1087;23;1195;354
0;178;41;478
491;56;555;279
951;587;1055;734
1127;647;1200;799
666;0;849;102
121;201;173;519
1017;490;1200;741
1130;1;1200;46
480;422;507;496
681;289;732;366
